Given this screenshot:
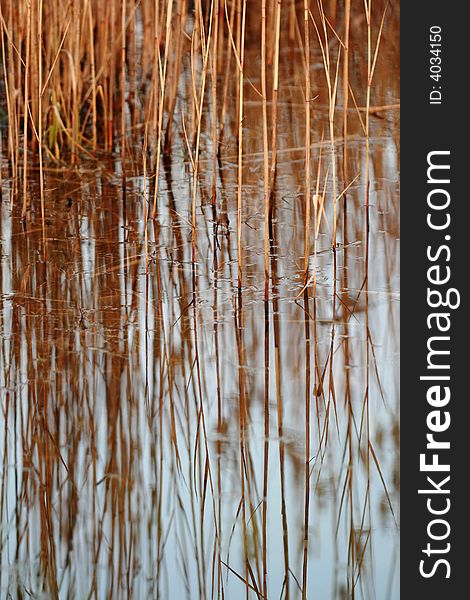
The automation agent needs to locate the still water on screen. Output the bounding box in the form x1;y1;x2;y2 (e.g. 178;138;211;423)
0;12;399;600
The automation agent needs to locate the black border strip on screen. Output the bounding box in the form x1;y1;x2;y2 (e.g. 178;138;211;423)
401;4;468;595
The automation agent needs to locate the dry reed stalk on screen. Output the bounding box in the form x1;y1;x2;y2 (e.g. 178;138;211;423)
303;0;311;283
152;0;174;218
121;0;127;181
0;3;15;188
71;0;81;164
288;0;296;46
342;0;351;192
142;110;150;274
37;0;46;258
210;0;219;203
12;0;20;195
21;0;31;220
152;0;160;161
236;0;246;291
269;0;281;199
218;0;236;147
29;0;37;137
188;0;214;270
235;0;241;123
87;0;97;151
108;0;116;149
261;1;269;298
128;1;136;130
313;1;341;247
164;0;187;154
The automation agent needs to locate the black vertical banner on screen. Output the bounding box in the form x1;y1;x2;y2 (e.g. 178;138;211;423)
401;4;468;597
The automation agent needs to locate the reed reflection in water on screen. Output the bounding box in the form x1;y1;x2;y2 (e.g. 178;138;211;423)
0;3;399;599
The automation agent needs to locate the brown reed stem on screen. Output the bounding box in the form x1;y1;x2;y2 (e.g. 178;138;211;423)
302;6;312;597
210;0;219;203
38;0;46;259
236;0;247;291
269;0;281;198
303;0;311;282
22;0;31;220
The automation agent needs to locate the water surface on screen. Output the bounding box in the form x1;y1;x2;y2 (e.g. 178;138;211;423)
0;9;399;599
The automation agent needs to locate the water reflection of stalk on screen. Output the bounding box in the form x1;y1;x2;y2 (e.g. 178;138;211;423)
301;290;311;600
338;156;357;600
150;222;166;599
269;197;290;600
37;263;60;599
162;153;182;469
262;296;269;599
191;254;218;600
211;200;224;599
234;284;263;597
0;257;8;597
163;153;206;597
234;289;249;599
359;3;373;596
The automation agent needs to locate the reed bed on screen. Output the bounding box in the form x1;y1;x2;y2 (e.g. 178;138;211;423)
0;1;399;598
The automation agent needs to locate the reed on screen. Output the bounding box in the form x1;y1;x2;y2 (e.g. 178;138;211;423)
0;1;390;195
21;0;31;220
269;0;281;201
301;4;311;596
260;7;269;598
236;0;247;291
0;1;399;598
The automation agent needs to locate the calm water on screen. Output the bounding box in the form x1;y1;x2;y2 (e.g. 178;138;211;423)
0;12;399;600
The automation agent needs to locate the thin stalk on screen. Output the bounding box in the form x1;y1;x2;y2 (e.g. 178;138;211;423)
261;5;270;597
210;0;219;203
121;0;126;178
269;0;281;198
152;0;174;218
342;0;351;191
88;0;97;151
236;0;247;290
302;6;311;597
22;0;32;220
38;0;46;258
303;0;311;282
